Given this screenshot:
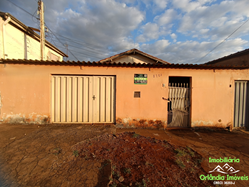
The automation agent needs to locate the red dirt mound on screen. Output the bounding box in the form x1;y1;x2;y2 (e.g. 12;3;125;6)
74;132;213;187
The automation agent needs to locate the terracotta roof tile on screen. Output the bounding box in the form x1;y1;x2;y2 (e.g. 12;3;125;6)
205;48;249;65
1;59;249;70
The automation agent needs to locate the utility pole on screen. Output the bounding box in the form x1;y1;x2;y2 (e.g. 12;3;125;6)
38;0;45;60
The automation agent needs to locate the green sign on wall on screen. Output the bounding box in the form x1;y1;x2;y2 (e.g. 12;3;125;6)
134;74;147;84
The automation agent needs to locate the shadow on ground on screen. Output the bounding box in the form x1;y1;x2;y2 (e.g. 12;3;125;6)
0;124;248;187
0;123;115;187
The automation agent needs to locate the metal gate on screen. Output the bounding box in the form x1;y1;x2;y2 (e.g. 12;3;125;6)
167;83;190;127
51;75;115;123
234;81;249;129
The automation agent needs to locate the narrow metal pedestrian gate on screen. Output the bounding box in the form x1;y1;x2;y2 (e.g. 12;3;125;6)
167;83;190;127
234;81;249;129
51;75;115;123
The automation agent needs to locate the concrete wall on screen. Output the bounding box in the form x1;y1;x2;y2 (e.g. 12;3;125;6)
0;17;63;61
0;63;249;129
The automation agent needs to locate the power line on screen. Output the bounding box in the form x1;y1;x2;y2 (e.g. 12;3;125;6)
195;18;249;63
45;23;79;61
52;39;106;58
51;40;104;60
6;0;34;16
5;0;108;61
5;0;79;61
56;34;108;53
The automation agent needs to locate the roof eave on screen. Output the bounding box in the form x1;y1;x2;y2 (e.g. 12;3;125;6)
1;59;249;70
99;48;170;65
0;12;68;58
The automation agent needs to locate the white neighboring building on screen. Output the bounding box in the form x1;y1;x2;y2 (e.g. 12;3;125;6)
0;12;68;61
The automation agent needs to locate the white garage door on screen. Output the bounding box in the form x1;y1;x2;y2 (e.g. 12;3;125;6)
51;75;115;123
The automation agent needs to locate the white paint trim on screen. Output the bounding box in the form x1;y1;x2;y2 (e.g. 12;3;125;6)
2;16;11;59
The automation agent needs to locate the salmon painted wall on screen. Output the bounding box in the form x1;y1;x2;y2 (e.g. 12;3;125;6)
167;68;249;129
0;64;168;127
0;63;249;129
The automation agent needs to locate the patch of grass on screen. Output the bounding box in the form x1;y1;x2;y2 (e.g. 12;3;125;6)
162;144;169;148
176;158;185;169
115;171;121;178
154;139;159;143
142;179;147;187
110;182;117;187
73;150;79;157
135;180;147;187
123;168;131;174
175;148;187;157
133;133;140;138
189;167;195;173
135;182;142;187
186;147;195;157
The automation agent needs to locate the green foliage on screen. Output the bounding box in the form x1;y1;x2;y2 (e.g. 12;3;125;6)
175;148;187;157
133;133;140;138
123;168;131;174
189;167;195;173
162;144;169;148
186;147;195;157
142;179;147;187
73;150;79;157
176;158;185;169
110;182;117;187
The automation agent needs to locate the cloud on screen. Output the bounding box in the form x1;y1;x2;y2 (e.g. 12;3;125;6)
141;38;248;64
136;22;159;42
177;0;249;41
173;0;214;12
171;33;177;42
154;0;168;10
1;0;249;63
141;39;170;53
155;9;177;26
52;0;144;59
136;8;176;43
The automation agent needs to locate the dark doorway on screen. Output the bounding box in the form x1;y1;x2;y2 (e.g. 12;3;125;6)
167;77;191;128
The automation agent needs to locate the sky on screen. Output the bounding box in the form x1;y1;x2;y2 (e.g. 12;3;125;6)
1;0;249;64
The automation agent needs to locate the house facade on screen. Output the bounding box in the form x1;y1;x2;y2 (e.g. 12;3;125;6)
0;12;67;61
0;58;248;130
99;48;170;65
205;48;249;66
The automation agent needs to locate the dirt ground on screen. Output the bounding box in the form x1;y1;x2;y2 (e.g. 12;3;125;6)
0;123;116;187
0;123;248;187
117;128;249;187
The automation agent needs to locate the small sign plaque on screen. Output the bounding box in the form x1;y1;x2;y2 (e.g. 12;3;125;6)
134;74;147;84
